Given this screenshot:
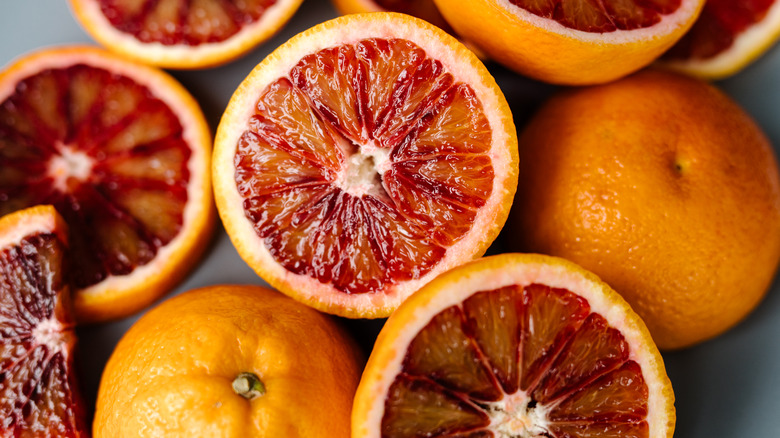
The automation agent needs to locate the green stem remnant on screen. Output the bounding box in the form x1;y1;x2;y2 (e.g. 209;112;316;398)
232;372;266;400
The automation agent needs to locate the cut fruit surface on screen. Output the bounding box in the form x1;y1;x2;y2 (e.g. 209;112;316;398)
0;205;88;437
431;0;705;84
659;0;780;78
68;0;304;69
353;253;675;438
213;13;518;318
0;46;214;323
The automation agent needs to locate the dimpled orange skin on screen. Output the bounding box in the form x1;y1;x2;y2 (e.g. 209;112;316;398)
93;285;364;437
510;69;780;350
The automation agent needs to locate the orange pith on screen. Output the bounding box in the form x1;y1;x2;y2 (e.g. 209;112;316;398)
0;46;214;323
0;206;87;437
237;38;493;294
214;13;518;318
353;254;675;438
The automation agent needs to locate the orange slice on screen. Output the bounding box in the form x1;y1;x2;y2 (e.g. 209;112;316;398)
68;0;304;69
0;46;214;323
353;253;675;438
213;13;518;318
659;0;780;78
432;0;705;84
0;205;88;436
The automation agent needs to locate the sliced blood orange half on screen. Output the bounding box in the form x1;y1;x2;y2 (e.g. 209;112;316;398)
0;205;88;437
68;0;304;69
431;0;705;84
213;13;518;318
353;253;675;438
659;0;780;78
0;46;214;323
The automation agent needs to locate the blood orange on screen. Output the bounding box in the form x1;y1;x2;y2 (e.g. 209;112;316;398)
0;205;88;437
0;46;214;323
660;0;780;78
432;0;705;84
68;0;304;69
213;13;518;318
353;253;675;438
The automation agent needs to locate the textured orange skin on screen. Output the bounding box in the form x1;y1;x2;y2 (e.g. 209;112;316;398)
510;69;780;350
94;285;363;437
432;0;704;85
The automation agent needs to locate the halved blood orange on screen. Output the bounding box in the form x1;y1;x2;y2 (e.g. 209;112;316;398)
213;13;518;318
0;205;88;437
659;0;780;78
432;0;705;84
0;46;214;323
353;253;675;438
68;0;304;69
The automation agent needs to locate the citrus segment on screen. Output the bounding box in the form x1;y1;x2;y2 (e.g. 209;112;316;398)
0;205;87;437
353;254;674;438
431;0;704;84
214;13;518;318
68;0;304;68
660;0;780;78
0;46;214;323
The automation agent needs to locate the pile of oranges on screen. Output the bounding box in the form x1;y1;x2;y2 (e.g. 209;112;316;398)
1;0;779;436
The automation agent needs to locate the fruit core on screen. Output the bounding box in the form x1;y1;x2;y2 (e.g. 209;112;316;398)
0;64;191;290
234;38;495;294
381;283;651;437
507;0;682;32
48;143;95;192
97;0;279;46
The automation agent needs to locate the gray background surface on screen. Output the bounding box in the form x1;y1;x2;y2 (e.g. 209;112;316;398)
2;0;779;435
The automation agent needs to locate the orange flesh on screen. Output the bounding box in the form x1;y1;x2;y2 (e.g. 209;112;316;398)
663;0;775;60
98;0;278;45
509;0;681;32
234;38;495;294
0;65;191;289
382;284;650;437
0;232;86;436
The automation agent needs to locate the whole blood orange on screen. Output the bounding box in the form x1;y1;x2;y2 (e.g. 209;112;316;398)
68;0;304;69
213;13;518;318
659;0;780;78
432;0;705;84
94;284;363;437
510;69;780;350
0;46;214;323
353;253;675;438
0;206;88;437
